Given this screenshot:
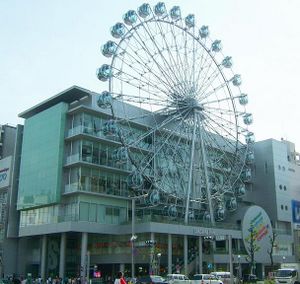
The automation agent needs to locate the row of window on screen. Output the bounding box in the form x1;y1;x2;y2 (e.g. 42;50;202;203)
19;203;127;227
280;205;288;211
79;202;126;224
67;112;153;150
279;184;287;191
66;139;152;175
278;165;286;171
64;166;130;197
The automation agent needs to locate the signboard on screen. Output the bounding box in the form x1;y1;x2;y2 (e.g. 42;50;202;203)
0;156;12;189
292;200;300;224
242;206;273;262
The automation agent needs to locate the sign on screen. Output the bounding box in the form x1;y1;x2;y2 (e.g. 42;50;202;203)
292;200;300;224
193;228;215;236
242;206;273;262
0;156;12;189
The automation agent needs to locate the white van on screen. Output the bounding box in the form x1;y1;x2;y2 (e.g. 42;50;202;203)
165;274;190;284
211;272;235;284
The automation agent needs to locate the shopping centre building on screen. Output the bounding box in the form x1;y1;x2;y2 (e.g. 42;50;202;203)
1;86;300;280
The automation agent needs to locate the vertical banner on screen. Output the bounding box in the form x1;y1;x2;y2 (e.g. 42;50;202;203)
0;156;12;189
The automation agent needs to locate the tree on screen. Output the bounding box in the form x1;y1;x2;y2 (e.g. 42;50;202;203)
245;225;260;274
267;231;277;272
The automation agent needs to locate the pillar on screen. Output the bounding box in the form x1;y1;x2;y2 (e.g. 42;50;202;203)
81;232;88;282
41;235;47;282
120;264;125;273
168;234;172;274
198;236;203;274
150;232;155;274
228;235;233;284
184;235;188;275
59;233;66;279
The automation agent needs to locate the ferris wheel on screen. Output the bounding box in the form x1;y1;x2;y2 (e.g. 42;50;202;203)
96;3;254;224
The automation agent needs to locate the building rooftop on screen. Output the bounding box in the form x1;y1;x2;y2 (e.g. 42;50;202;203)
19;85;91;119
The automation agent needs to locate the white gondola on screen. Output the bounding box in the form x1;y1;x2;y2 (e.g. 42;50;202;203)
222;56;233;68
96;64;112;81
101;41;117;57
239;93;248;105
97;91;113;108
170;6;181;20
185;14;195;28
212;40;222;52
111;23;126;38
154;2;166;17
199;25;209;38
123;10;138;26
138;3;151;18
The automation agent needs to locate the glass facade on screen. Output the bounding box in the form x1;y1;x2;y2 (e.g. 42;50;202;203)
19;201;127;227
18;103;68;209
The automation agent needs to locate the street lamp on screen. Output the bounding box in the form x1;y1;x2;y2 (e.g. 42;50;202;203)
237;255;241;283
157;253;162;275
131;198;137;278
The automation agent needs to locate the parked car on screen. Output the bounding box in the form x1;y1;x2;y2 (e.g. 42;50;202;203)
192;274;223;284
165;274;190;284
136;275;166;284
242;274;258;283
210;272;237;284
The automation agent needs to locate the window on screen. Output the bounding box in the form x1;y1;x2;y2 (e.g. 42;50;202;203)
281;205;284;210
79;202;89;221
285;205;288;211
279;185;282;190
284;185;287;191
278;165;281;170
264;162;268;174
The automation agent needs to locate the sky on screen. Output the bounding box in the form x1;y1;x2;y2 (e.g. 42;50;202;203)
1;0;300;147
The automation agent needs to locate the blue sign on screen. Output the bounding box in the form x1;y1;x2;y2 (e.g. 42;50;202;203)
292;200;300;223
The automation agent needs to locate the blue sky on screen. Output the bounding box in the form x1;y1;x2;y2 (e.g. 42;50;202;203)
1;0;300;147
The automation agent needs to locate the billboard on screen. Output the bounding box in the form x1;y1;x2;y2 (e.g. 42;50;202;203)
242;206;273;262
292;200;300;224
0;156;12;189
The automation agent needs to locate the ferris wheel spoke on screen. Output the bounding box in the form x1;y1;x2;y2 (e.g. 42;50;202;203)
163;20;190;87
113;91;169;107
204;105;245;117
201;94;242;106
156;117;192;197
115;46;173;94
203;107;238;133
194;50;214;91
202;116;238;147
201;114;238;155
195;63;221;93
112;66;172;100
196;54;218;95
125;25;180;89
125;112;184;149
149;19;187;86
200;130;235;179
199;77;228;103
133;20;185;90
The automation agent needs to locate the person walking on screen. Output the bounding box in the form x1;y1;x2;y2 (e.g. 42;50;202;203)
114;272;126;284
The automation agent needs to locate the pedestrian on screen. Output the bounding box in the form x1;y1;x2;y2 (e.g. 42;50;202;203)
114;272;126;284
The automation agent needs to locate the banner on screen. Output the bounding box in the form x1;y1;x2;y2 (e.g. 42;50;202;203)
0;156;12;189
292;200;300;224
